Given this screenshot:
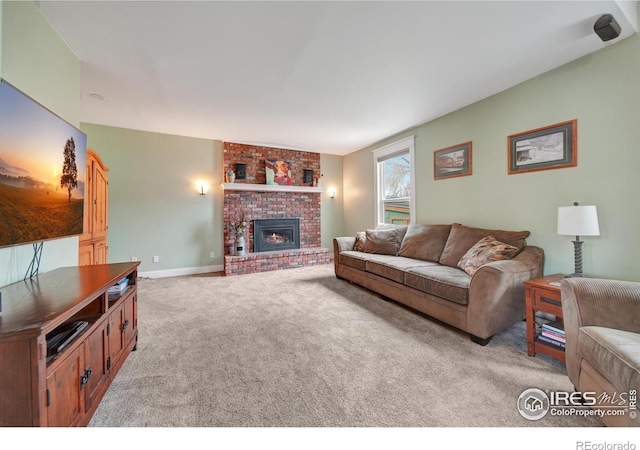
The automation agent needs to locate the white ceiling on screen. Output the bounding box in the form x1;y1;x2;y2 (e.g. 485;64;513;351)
37;1;638;156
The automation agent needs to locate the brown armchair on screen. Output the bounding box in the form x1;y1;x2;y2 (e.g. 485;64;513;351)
561;277;640;427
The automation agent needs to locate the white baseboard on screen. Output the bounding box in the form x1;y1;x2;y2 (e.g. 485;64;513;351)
138;264;224;279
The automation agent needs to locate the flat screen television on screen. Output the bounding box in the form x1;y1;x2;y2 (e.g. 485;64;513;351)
0;79;87;248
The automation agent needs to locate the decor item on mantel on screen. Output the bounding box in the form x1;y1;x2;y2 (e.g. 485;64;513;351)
557;202;600;277
226;170;236;183
266;159;293;186
303;169;313;184
235;163;247;180
229;212;248;256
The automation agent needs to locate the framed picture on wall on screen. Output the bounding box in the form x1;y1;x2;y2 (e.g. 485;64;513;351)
433;141;472;180
508;119;577;174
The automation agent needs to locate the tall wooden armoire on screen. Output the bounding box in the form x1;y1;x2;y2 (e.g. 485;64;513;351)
79;149;109;265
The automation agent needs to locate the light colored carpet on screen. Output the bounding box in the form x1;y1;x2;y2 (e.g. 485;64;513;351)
89;263;600;427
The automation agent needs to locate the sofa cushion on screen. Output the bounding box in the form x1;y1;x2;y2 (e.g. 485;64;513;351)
364;228;400;255
457;236;520;276
578;326;640;393
398;224;452;263
339;250;370;271
439;223;530;268
365;255;437;284
353;231;366;252
404;266;471;305
376;223;409;244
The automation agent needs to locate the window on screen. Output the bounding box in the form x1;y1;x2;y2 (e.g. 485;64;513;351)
373;136;415;226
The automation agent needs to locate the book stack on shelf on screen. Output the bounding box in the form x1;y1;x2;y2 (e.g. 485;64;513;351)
538;320;565;350
108;277;129;300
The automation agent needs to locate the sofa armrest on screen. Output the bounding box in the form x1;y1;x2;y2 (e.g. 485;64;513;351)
561;277;640;332
561;277;640;386
466;246;544;339
333;237;356;254
333;237;356;275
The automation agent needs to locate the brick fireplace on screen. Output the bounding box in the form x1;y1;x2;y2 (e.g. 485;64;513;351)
223;142;330;276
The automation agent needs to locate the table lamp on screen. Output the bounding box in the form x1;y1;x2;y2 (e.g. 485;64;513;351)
557;202;600;277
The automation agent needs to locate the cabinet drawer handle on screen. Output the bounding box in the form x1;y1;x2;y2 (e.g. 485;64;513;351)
123;319;129;331
80;367;93;389
540;297;561;307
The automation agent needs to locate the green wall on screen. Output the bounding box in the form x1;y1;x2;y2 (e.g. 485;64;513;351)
320;153;345;249
0;1;81;287
81;124;223;273
344;29;640;282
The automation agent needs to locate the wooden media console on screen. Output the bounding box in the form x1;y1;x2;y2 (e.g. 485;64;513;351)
0;262;140;426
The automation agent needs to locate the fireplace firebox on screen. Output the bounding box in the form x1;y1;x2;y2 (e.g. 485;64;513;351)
254;218;301;253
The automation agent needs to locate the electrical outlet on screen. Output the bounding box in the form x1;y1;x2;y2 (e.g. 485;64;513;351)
131;256;138;262
210;251;215;258
153;256;160;263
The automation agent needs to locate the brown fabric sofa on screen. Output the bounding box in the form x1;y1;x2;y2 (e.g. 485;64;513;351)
561;277;640;427
334;223;544;344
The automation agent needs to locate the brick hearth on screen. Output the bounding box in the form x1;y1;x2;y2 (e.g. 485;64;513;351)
223;142;330;276
224;248;330;276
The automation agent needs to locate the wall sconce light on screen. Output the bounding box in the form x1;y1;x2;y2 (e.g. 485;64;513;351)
557;202;600;277
329;188;336;199
197;182;208;195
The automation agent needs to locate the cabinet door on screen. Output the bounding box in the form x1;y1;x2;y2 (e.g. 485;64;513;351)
46;346;84;427
94;240;108;264
79;242;94;266
123;293;137;348
93;164;109;240
83;324;108;413
81;158;94;241
107;302;125;370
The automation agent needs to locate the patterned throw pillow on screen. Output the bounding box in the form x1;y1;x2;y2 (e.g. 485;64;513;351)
353;231;366;252
439;223;529;268
457;236;520;276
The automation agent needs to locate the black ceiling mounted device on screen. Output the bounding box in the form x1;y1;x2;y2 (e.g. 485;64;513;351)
594;14;621;42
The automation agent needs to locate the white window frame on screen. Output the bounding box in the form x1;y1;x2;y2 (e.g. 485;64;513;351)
372;136;416;226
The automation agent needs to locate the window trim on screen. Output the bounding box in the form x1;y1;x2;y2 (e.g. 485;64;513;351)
372;136;416;226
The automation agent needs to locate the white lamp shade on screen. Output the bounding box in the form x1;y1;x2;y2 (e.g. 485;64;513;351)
557;205;600;236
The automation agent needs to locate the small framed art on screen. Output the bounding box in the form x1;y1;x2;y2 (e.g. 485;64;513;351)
434;141;472;180
508;120;577;174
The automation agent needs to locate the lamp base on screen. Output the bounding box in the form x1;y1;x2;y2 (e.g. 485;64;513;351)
565;272;585;278
569;238;585;279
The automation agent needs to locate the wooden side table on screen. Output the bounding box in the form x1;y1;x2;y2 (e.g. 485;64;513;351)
524;274;566;362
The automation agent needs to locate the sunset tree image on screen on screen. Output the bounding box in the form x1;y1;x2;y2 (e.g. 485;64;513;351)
60;137;78;202
0;79;87;248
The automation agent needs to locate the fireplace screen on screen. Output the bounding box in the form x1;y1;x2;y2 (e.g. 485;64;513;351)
254;218;300;252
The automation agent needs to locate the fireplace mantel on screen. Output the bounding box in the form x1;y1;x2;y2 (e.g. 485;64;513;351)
222;183;325;193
